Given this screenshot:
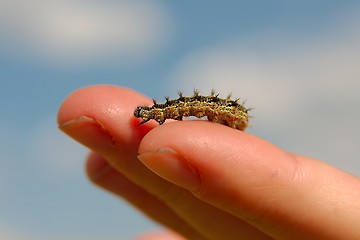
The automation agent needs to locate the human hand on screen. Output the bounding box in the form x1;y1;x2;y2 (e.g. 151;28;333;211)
58;85;360;240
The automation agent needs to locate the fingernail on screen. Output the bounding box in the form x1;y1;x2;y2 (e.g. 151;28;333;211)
138;148;201;191
59;116;117;155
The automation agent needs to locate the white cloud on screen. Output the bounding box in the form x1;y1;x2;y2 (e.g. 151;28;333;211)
0;0;172;64
168;8;360;175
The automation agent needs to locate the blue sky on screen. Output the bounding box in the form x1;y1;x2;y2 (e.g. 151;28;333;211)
1;1;360;239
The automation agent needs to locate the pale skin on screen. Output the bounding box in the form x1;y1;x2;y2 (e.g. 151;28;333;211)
57;85;360;240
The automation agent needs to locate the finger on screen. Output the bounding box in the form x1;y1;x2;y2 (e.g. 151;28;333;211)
58;85;156;159
58;85;270;240
135;230;187;240
138;120;360;239
86;152;204;240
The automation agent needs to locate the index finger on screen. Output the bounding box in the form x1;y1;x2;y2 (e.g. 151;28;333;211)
58;85;156;158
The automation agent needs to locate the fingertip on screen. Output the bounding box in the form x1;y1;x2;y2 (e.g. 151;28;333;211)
57;85;158;157
57;85;114;125
85;152;113;182
135;230;187;240
57;84;152;126
137;120;296;205
138;120;267;161
138;148;202;192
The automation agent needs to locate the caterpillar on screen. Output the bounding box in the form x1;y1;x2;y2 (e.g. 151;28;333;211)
134;89;250;131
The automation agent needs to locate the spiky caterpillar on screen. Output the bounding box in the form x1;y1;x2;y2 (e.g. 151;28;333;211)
134;89;250;131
